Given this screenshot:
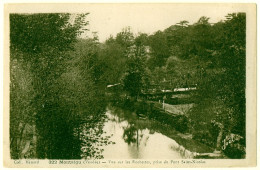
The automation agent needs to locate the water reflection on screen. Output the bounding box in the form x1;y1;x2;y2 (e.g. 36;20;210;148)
123;125;138;144
79;115;113;159
101;106;187;159
35;99;206;160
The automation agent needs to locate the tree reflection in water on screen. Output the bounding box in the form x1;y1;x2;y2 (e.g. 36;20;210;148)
79;114;114;159
106;104;214;158
122;124;150;150
123;124;137;144
109;106;151;151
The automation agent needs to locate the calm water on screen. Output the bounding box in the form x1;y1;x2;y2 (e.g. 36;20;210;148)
96;106;190;159
35;101;209;159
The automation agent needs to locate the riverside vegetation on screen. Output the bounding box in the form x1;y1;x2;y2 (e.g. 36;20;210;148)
10;13;245;159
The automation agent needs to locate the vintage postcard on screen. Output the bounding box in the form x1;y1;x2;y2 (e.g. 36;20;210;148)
3;3;256;168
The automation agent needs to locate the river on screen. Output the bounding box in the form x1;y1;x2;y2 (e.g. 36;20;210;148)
79;105;212;159
102;108;184;159
35;100;212;159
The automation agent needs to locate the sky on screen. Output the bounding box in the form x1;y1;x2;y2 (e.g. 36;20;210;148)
79;3;249;42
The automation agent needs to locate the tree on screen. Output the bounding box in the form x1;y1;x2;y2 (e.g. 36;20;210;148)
10;14;88;55
147;31;170;68
164;17;214;60
196;16;210;25
122;44;148;99
115;27;134;48
176;20;189;28
10;13;89;159
135;33;149;46
217;13;246;138
188;13;246;157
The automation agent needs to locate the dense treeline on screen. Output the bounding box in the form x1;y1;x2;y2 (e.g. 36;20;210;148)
10;13;107;159
10;13;245;159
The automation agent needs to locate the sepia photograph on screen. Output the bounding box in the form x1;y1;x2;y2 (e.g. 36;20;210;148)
3;2;257;168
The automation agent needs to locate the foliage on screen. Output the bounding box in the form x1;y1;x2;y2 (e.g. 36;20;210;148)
100;39;127;84
147;31;170;68
10;11;246;159
122;44;149;98
216;13;246;139
10;13;88;55
10;13;108;159
137;13;246;157
187;13;246;157
115;27;135;48
10;52;36;158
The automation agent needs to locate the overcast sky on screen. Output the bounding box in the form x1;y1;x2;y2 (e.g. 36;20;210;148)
79;4;248;42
